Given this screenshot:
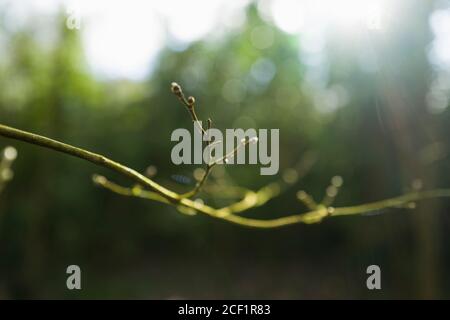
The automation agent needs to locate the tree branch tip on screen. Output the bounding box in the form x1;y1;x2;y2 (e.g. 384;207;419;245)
1;82;450;229
187;96;195;106
92;174;107;185
170;82;182;95
331;175;344;187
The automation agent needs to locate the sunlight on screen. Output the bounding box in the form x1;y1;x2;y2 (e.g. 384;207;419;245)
68;0;385;79
429;9;450;69
325;0;384;30
81;0;164;80
77;0;249;79
270;0;305;34
0;0;389;80
267;0;385;34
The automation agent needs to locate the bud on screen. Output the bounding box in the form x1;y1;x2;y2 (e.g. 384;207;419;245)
92;174;107;185
187;96;195;105
171;82;181;95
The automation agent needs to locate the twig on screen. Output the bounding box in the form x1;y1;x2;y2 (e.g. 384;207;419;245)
1;83;450;228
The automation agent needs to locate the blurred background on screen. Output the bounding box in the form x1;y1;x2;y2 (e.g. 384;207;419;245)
0;0;450;299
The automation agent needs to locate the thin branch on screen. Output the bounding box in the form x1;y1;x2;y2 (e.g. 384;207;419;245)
172;82;214;198
180;165;213;198
180;137;254;198
0;123;179;201
1;83;450;228
202;151;317;204
296;190;318;210
330;189;450;217
92;174;170;203
171;82;207;136
171;83;261;200
92;175;450;227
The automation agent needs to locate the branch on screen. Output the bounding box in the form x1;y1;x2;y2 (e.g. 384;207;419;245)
1;83;450;228
0;123;179;201
172;83;255;199
92;174;170;204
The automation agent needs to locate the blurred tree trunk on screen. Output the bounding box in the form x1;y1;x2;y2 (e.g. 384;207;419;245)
377;0;440;298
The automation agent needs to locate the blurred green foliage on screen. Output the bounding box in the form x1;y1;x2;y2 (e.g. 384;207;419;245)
0;2;449;299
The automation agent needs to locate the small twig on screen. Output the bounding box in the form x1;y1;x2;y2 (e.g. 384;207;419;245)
92;174;170;203
172;82;213;198
172;83;254;199
296;190;318;210
179;138;250;198
180;165;213;198
0;123;179;201
321;176;343;207
171;82;207;136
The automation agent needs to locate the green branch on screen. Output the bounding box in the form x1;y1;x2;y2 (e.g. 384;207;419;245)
1;83;449;228
0;123;179;201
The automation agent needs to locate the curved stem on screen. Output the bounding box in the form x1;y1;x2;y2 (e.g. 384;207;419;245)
180;164;214;198
0;123;179;201
331;189;450;217
1;123;450;229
